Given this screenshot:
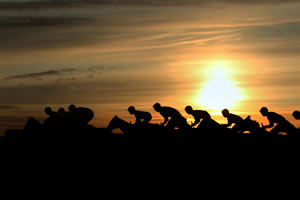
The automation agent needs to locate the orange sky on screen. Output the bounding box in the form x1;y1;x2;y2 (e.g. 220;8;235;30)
0;1;300;134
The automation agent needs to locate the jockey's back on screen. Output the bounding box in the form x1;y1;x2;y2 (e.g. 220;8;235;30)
159;106;183;119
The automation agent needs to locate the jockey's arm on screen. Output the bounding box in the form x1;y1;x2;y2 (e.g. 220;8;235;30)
161;115;169;126
262;121;274;129
223;118;232;127
191;117;200;127
134;114;143;124
134;118;139;124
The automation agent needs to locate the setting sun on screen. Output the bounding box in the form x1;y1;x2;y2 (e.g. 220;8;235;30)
199;79;242;110
197;61;243;110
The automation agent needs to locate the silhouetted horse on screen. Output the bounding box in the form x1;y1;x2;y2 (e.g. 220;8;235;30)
239;116;300;136
107;116;134;135
107;116;173;137
24;117;42;132
5;117;42;140
191;118;228;136
240;116;269;136
284;126;300;136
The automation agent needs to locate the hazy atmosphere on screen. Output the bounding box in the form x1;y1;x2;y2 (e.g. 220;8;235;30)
1;0;300;135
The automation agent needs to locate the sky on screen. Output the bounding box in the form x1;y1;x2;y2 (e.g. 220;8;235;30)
0;0;300;134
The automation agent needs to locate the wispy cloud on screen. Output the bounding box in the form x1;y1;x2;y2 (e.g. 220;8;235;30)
2;66;114;81
0;0;299;10
0;105;18;110
1;0;300;54
229;21;300;56
0;76;181;104
3;70;63;80
0;16;93;27
3;69;74;80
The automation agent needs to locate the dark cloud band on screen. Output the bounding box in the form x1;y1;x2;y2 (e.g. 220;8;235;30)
3;70;62;80
2;67;113;81
0;16;92;27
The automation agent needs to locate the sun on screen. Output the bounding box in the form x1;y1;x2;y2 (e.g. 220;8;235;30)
196;61;243;110
199;79;242;110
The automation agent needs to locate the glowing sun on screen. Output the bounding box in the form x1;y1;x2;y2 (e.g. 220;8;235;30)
197;62;243;110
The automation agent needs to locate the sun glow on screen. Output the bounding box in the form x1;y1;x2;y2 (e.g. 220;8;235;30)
197;61;243;110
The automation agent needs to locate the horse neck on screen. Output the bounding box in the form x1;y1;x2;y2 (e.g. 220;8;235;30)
116;118;132;133
108;117;132;133
24;118;41;130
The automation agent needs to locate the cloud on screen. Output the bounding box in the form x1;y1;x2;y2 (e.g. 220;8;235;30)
0;69;181;105
0;0;299;10
0;15;124;53
0;115;28;136
228;21;300;56
242;21;300;40
87;66;116;73
0;16;98;53
0;105;18;110
2;66;114;81
265;71;300;87
0;16;93;27
0;116;23;124
239;44;300;56
236;69;300;93
1;1;300;54
3;70;63;80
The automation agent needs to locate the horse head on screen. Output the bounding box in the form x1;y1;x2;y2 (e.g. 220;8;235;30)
241;115;261;134
107;116;133;134
107;116;120;131
24;116;42;131
246;116;259;126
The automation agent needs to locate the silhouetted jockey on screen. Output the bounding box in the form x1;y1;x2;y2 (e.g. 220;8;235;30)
128;106;152;125
58;107;65;114
57;107;69;127
44;107;57;118
221;109;243;133
68;104;94;126
293;111;300;120
185;106;216;129
153;103;188;129
43;107;60;129
260;107;296;135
